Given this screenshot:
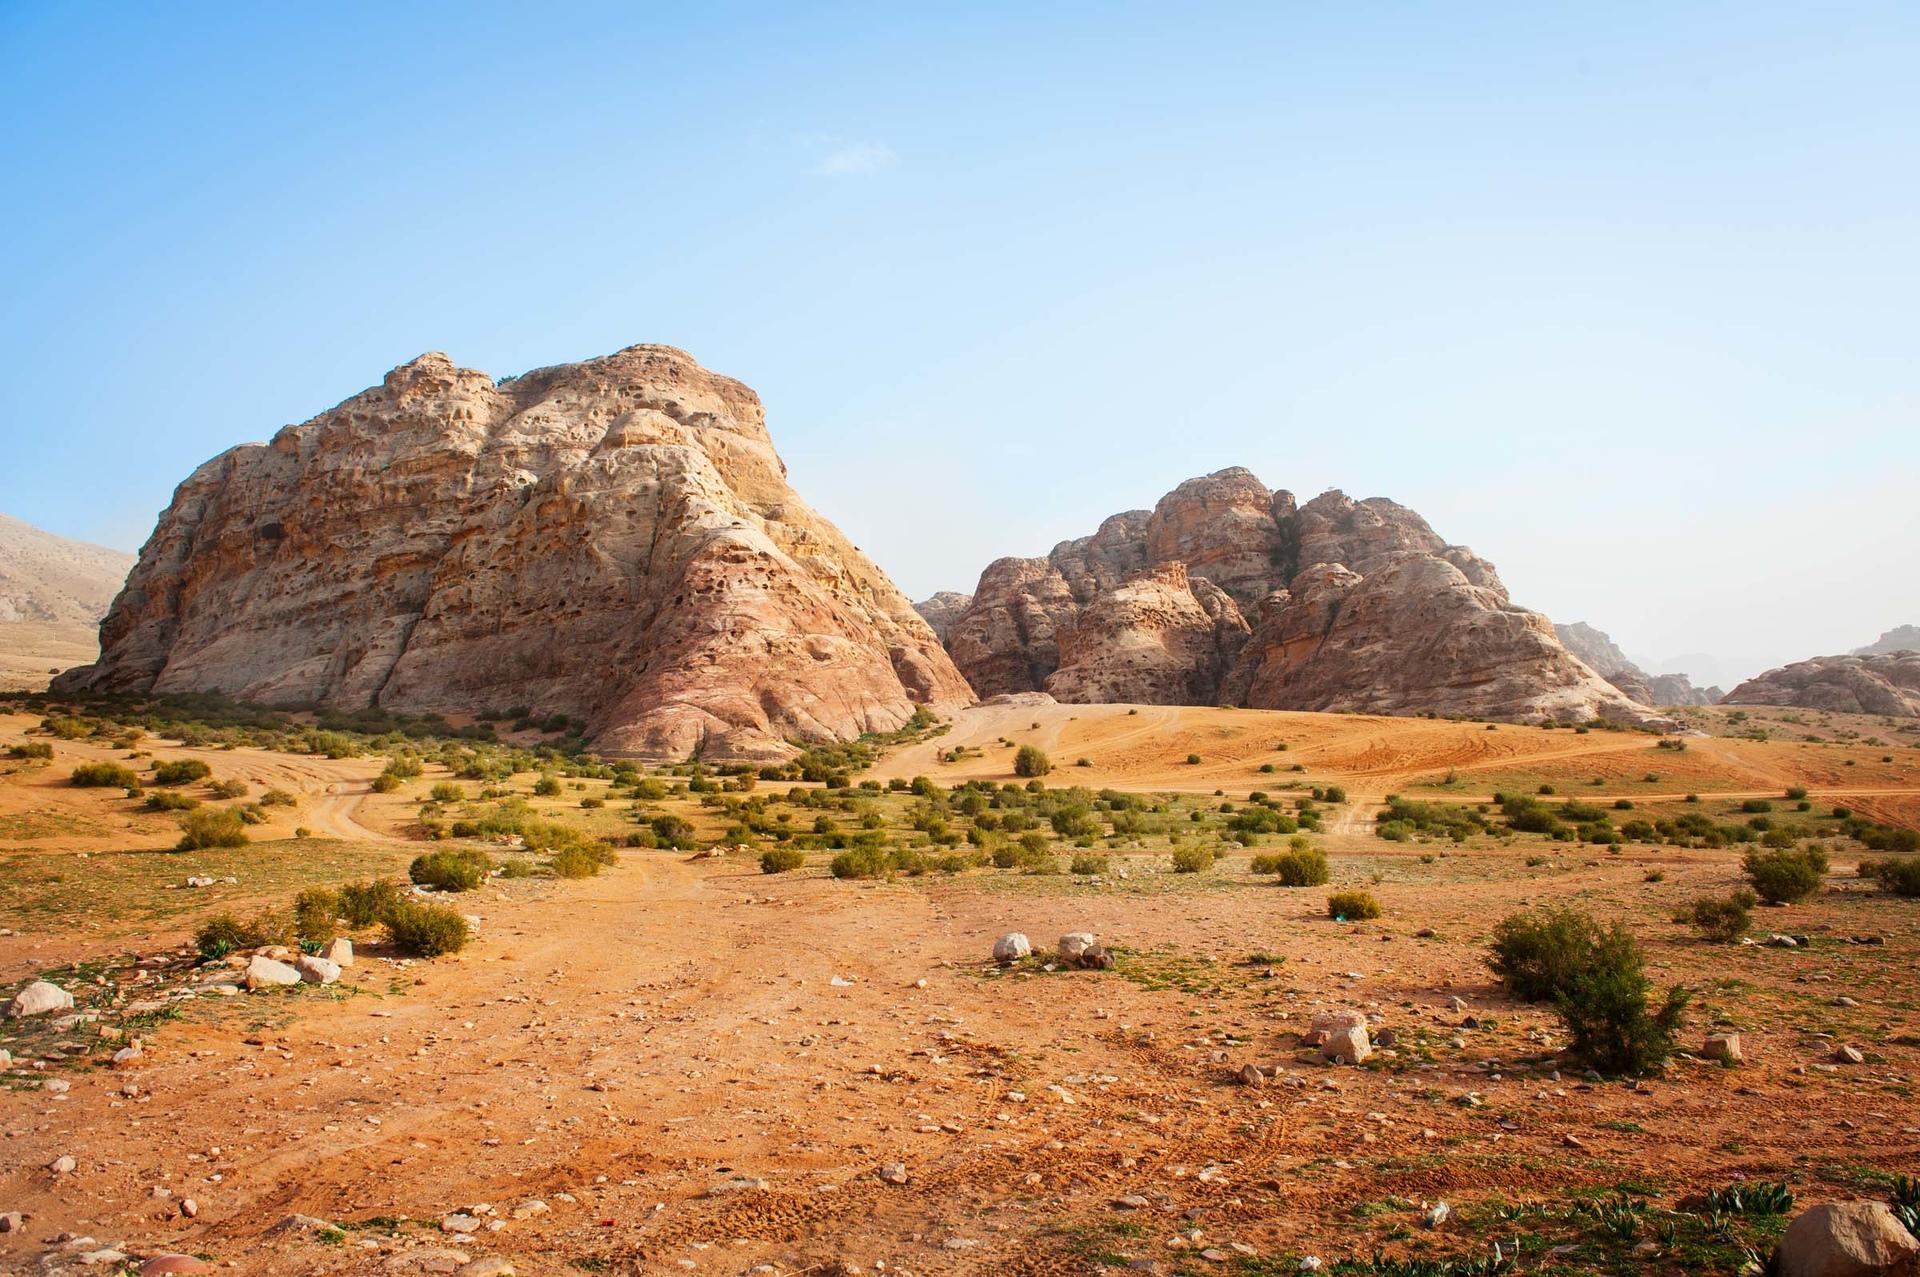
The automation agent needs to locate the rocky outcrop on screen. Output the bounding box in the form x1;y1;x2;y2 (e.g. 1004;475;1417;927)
0;514;133;624
57;345;972;760
1856;626;1920;657
912;592;973;645
944;468;1666;726
1723;653;1920;718
1553;621;1721;707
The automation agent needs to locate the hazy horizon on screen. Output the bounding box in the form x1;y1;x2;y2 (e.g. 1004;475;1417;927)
4;4;1915;684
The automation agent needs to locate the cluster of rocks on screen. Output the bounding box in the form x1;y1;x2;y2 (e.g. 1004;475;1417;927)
990;931;1114;969
927;468;1672;726
56;344;970;761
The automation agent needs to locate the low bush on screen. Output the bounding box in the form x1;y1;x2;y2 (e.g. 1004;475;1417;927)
371;772;403;794
760;847;806;874
409;847;491;892
429;781;465;803
1255;844;1330;886
1742;845;1827;904
208;777;249;799
1675;890;1756;942
533;774;562;796
830;846;892;879
7;742;53;760
1489;907;1686;1075
145;790;200;812
1863;856;1920;897
1013;745;1053;778
1327;890;1380;920
384;902;471;957
338;879;406;928
176;807;249;850
293;887;340;945
71;761;140;788
258;787;297;807
152;758;212;786
1070;854;1110;875
1171;844;1215;873
194;910;293;960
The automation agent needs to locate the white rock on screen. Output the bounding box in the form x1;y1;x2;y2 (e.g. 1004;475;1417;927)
244;956;301;990
49;1154;77;1174
325;937;355;967
1703;1033;1744;1064
1303;1008;1368;1046
5;979;74;1018
1057;932;1098;960
296;955;341;985
1324;1024;1372;1065
1771;1201;1919;1277
991;933;1031;963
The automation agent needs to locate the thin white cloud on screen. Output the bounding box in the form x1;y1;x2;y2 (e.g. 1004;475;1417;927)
808;138;896;177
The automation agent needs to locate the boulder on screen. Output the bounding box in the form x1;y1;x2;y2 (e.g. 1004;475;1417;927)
1768;1201;1919;1276
141;1258;216;1276
295;955;341;985
5;979;74;1018
1303;1008;1369;1046
992;933;1031;964
243;956;301;990
1323;1024;1372;1065
324;937;354;966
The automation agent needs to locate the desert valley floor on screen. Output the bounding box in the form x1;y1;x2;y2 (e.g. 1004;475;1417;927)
2;699;1918;1276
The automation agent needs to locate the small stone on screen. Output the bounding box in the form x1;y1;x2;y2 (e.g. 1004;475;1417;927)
1703;1033;1745;1064
244;956;301;990
4;979;74;1018
1833;1044;1865;1065
295;955;341;985
992;933;1031;963
1115;1194;1151;1210
141;1258;215;1276
180;1198;199;1218
324;936;355;966
1058;932;1098;961
456;1260;516;1277
877;1163;910;1185
1239;1064;1266;1087
1426;1201;1451;1228
0;1211;26;1232
509;1198;548;1220
49;1154;77;1175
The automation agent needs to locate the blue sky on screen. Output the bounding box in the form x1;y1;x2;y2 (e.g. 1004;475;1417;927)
3;3;1915;683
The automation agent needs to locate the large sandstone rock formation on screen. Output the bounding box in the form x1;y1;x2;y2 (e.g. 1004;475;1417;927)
912;591;973;645
1856;625;1920;657
0;514;133;625
942;468;1666;726
1723;652;1920;718
57;345;972;760
1553;621;1722;706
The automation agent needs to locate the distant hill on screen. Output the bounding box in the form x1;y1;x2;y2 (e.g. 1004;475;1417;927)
0;513;133;624
1856;625;1920;656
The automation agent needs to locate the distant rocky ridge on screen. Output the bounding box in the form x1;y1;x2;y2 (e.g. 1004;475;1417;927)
913;591;973;645
1552;621;1722;706
931;467;1669;727
1855;625;1920;657
0;514;134;625
57;345;971;760
1723;652;1920;718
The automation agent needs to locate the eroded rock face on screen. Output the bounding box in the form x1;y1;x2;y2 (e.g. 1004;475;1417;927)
912;592;974;645
1856;626;1920;657
1723;653;1920;717
58;346;972;760
944;468;1665;725
1554;621;1721;707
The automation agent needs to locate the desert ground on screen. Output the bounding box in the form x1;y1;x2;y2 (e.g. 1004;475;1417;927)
0;623;98;693
1;700;1917;1276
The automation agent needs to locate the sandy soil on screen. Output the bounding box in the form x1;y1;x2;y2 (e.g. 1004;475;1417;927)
1;704;1917;1275
0;623;99;692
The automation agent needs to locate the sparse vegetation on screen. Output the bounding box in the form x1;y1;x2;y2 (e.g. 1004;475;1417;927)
1676;890;1756;942
409;847;491;892
1490;908;1686;1075
1013;744;1053;778
1742;845;1827;904
70;761;140;788
384;901;471;957
175;806;250;850
1327;889;1380;920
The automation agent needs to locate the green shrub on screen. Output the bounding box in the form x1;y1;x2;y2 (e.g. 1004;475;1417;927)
548;845;603;878
1186;754;1202;766
1013;745;1052;778
1257;845;1330;886
1327;890;1380;920
830;846;891;879
384;902;471;957
152;758;212;786
194;910;293;960
208;777;249;799
176;807;250;850
533;774;562;796
1784;787;1808;801
371;772;403;794
293;887;341;945
71;761;140;788
145;790;201;812
1490;907;1686;1075
1740;798;1774;814
429;781;465;803
1676;890;1756;942
409;847;491;892
338;879;406;928
1322;785;1347;803
1171;844;1214;873
1865;856;1920;897
1742;845;1826;903
258;787;297;807
1070;854;1110;875
7;742;53;760
760;847;806;874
